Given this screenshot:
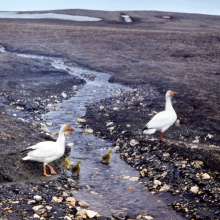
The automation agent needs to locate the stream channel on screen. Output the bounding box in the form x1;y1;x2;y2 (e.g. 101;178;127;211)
0;47;182;219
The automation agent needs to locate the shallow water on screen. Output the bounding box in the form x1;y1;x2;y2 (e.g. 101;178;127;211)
0;12;102;21
0;46;182;219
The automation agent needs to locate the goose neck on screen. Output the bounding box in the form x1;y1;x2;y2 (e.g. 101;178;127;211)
165;96;174;111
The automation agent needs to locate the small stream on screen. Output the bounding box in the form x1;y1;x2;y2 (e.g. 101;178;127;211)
0;47;182;219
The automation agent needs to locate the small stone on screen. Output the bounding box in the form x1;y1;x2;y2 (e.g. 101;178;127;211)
40;124;48;132
123;176;130;180
202;173;211;180
190;185;199;194
67;142;74;147
106;122;114;126
52;196;63;203
154;180;161;186
34;195;42;201
163;153;170;157
28;200;36;204
191;145;198;149
35;208;46;215
85;185;91;189
32;205;43;212
45;206;52;211
46;122;53;126
127;187;136;191
82;128;93;134
47;103;54;107
143;216;154;220
207;134;213;138
76;207;86;216
112;212;127;220
78;200;89;208
78;118;86;122
140;170;145;177
159;184;170;191
33;213;40;218
193;160;204;169
129;177;139;181
130;139;139;146
62;92;67;99
66;197;76;204
86;210;98;218
99;106;104;110
64;216;72;220
136;215;142;220
51;132;58;136
192;139;199;143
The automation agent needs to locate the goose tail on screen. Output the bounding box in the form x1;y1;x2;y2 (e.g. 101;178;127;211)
143;128;156;135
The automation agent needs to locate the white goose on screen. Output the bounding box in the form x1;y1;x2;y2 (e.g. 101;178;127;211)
22;124;74;176
143;90;177;142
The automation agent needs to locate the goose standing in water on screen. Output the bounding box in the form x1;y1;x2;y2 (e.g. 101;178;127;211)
22;124;74;176
143;90;177;142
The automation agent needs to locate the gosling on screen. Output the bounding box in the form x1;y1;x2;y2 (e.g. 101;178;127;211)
101;150;112;164
61;158;70;173
71;161;81;176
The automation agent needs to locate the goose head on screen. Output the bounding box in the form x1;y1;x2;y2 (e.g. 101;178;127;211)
166;90;178;98
61;124;75;132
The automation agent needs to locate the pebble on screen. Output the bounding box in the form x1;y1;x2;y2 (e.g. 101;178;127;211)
86;210;98;218
130;139;139;146
143;216;154;220
78;118;86;122
192;139;199;143
190;185;199;194
159;184;170;191
52;196;63;203
62;92;67;99
202;173;211;180
33;195;42;201
129;177;139;181
112;212;127;220
78;200;89;208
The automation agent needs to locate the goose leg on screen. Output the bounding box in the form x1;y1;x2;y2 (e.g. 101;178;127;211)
47;164;57;175
159;132;165;142
43;165;51;177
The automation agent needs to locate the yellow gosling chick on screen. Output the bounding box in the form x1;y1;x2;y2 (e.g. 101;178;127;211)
101;150;112;164
71;161;81;176
61;158;70;173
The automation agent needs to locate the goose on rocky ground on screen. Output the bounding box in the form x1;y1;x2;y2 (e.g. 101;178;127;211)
143;90;177;142
71;161;81;176
101;150;112;164
61;157;70;173
21;124;74;176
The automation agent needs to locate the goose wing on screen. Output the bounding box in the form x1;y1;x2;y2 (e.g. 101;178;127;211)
146;111;177;129
25;141;60;159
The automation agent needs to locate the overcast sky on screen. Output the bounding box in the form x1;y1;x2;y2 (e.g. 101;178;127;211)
0;0;220;16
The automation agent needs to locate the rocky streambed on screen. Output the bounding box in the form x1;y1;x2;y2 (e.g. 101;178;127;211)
81;85;220;220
